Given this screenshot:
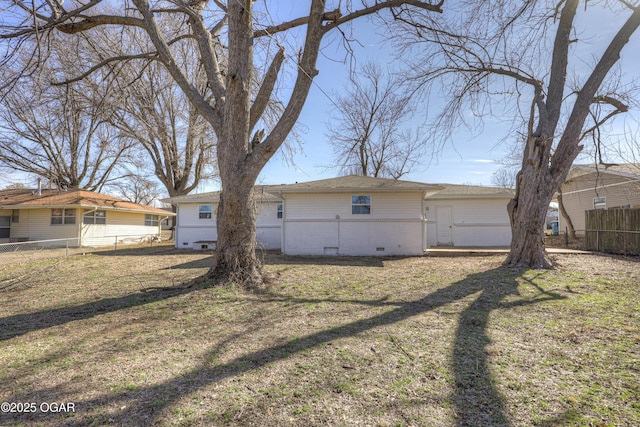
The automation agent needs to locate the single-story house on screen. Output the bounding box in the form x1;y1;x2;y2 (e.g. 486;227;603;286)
0;188;175;247
558;164;640;234
422;183;514;248
165;176;514;255
166;189;282;250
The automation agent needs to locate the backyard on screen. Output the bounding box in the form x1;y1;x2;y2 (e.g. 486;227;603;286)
0;245;638;426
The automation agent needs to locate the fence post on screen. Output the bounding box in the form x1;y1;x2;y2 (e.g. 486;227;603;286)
115;236;118;251
564;227;568;248
66;239;69;257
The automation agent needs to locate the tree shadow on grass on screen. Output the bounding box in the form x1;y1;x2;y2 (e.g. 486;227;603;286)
0;285;202;342
1;266;567;426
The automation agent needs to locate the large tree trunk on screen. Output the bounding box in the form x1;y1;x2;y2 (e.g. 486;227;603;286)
205;0;265;287
503;137;558;269
207;179;263;286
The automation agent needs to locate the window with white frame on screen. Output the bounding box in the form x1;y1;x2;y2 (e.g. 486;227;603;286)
83;210;106;225
352;195;371;214
593;197;606;210
145;214;159;226
51;208;76;225
277;204;283;219
199;205;213;219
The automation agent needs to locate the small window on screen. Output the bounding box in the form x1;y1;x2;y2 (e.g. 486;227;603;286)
277;204;283;219
83;210;106;225
594;197;606;210
51;208;76;225
145;214;159;226
199;205;213;219
11;210;19;223
352;195;371;215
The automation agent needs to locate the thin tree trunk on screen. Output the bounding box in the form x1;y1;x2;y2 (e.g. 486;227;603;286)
557;189;576;239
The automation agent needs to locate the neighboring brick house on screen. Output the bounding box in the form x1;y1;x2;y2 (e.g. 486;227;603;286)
558;164;640;234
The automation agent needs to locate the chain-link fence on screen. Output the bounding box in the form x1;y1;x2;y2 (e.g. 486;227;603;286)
0;234;170;266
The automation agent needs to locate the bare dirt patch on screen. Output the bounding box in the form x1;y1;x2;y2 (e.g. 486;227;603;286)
1;248;638;426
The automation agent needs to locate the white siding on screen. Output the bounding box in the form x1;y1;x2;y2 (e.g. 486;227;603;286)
3;208;161;247
174;201;282;250
9;208;80;246
80;210;160;247
425;198;511;247
282;192;426;256
284;192;423;220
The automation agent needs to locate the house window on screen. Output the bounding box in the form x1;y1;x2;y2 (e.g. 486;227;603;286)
593;197;606;210
277;204;283;219
0;216;9;238
352;195;371;215
51;208;76;225
199;205;213;219
83;210;106;225
11;210;19;223
145;214;159;226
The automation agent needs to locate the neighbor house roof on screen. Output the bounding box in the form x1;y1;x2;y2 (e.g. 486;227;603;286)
426;183;514;199
265;175;444;194
0;189;174;216
566;164;640;181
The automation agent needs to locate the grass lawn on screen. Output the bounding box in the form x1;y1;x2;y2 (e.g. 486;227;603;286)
0;245;638;426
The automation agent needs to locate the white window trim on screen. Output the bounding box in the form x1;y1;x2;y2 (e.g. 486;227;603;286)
352;195;371;215
51;208;76;225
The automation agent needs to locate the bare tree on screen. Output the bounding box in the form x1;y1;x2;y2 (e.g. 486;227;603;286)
490;167;517;189
327;61;425;179
0;1;445;286
109;174;161;205
87;19;219;199
394;0;640;268
0;35;132;191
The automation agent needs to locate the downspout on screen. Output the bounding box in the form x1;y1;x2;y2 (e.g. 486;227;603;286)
158;215;170;239
421;193;427;253
80;207;98;247
277;193;285;254
175;204;180;248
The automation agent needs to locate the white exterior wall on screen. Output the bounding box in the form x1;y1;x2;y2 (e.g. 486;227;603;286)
174;201;282;250
3;208;162;247
8;208;81;246
281;192;426;256
80;210;161;247
425;198;511;247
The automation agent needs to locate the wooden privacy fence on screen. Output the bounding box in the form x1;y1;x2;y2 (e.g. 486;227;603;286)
585;208;640;255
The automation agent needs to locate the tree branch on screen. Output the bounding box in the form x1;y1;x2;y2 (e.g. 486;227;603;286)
250;45;285;132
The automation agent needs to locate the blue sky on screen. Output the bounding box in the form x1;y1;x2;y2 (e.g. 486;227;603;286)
256;3;508;188
2;1;639;194
255;1;640;188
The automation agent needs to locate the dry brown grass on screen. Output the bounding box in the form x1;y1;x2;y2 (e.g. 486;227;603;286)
0;246;638;426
